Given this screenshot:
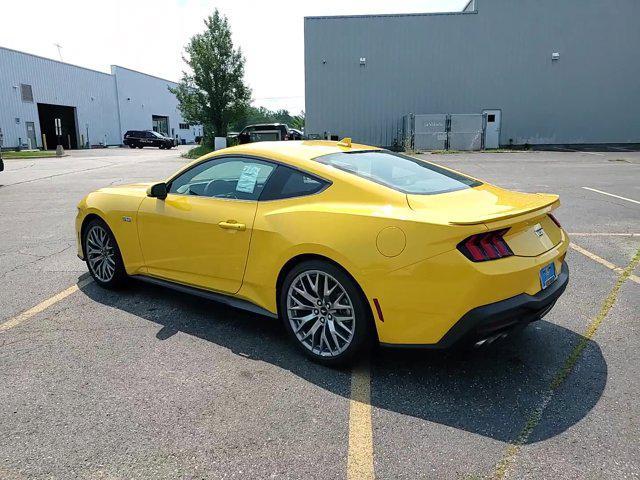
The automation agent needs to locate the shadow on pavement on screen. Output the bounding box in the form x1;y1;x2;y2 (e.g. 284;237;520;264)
79;278;606;445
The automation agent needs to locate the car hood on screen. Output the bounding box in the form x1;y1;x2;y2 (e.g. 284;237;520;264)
96;182;154;196
407;184;559;225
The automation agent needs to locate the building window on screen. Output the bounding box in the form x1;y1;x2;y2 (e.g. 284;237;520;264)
21;84;34;102
179;123;190;130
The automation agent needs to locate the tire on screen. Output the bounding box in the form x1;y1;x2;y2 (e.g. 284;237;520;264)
159;144;165;150
83;218;127;289
279;260;373;366
128;144;136;149
138;145;144;149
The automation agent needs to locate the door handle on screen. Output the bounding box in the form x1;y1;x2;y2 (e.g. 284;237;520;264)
218;220;246;231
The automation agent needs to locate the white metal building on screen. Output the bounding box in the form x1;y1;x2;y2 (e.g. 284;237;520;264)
0;46;202;150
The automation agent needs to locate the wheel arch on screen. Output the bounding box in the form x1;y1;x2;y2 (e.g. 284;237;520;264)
275;253;378;340
79;213;107;258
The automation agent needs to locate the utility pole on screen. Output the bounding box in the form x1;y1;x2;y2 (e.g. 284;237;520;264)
54;43;63;61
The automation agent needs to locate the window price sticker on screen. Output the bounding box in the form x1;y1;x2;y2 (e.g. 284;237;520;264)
236;165;261;193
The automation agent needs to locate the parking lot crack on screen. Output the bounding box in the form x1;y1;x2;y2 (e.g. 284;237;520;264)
0;244;74;278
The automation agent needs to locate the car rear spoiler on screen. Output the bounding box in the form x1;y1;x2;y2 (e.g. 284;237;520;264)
448;196;560;226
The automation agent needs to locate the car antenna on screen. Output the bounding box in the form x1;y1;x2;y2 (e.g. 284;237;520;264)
337;137;352;148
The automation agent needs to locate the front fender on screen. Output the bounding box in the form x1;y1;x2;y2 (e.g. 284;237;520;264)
75;192;146;274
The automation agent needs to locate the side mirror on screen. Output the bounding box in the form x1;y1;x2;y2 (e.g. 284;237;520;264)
147;182;168;199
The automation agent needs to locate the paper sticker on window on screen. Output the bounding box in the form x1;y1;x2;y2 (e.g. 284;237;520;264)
236;165;261;193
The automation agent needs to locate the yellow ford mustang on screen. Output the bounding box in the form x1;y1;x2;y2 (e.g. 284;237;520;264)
76;140;569;365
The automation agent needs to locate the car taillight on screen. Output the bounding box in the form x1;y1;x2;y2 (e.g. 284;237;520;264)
548;213;562;228
457;229;513;262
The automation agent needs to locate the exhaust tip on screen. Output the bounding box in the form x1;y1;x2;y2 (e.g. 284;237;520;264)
474;332;509;348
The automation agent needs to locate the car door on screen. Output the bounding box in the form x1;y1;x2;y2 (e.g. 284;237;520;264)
136;156;276;294
146;131;159;146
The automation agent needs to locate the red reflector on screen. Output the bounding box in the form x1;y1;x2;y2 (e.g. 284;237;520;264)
458;229;513;262
372;298;384;322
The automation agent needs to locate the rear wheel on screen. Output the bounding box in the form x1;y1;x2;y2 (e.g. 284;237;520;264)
279;260;373;366
83;218;127;289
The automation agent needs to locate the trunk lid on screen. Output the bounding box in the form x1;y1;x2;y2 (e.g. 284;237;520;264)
407;184;563;257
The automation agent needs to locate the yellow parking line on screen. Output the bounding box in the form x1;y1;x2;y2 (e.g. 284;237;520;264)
570;243;640;285
348;360;375;480
491;246;640;479
0;278;92;333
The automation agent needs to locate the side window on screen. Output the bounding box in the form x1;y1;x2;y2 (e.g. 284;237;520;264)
168;157;275;201
260;166;328;201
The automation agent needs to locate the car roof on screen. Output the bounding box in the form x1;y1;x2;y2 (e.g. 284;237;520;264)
171;140;400;203
245;123;287;128
205;140;379;170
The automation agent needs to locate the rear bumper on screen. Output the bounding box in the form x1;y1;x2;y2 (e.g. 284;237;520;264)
381;261;569;349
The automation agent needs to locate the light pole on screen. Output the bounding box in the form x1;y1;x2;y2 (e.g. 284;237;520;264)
0;128;4;170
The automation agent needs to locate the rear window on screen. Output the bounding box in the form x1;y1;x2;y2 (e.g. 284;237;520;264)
315;150;481;195
260;166;328;201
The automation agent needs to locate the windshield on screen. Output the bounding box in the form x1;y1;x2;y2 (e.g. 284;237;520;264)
150;131;165;138
315;150;481;195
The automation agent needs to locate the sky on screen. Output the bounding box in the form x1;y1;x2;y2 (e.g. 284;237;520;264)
0;0;467;114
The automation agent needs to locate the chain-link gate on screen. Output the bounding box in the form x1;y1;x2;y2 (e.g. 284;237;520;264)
413;114;448;151
449;114;484;150
403;113;485;151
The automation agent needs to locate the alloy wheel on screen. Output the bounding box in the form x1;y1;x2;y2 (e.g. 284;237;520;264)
86;225;116;282
286;270;356;357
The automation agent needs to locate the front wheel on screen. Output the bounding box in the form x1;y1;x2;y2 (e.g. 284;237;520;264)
83;218;127;289
279;260;373;366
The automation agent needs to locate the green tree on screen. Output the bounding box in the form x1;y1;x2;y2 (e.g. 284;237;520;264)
229;107;305;132
170;9;251;145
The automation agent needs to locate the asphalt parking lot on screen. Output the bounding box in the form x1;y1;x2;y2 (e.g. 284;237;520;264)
1;145;639;479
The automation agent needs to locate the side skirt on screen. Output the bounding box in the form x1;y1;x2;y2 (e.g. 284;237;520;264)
132;275;278;319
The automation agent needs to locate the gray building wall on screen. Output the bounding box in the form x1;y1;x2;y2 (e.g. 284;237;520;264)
0;47;201;149
0;47;120;149
304;0;640;147
112;66;201;144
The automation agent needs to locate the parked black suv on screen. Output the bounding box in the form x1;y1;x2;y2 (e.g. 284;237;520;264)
123;130;174;149
237;123;292;144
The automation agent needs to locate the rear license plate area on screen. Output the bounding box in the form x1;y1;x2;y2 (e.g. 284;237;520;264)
540;262;557;289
